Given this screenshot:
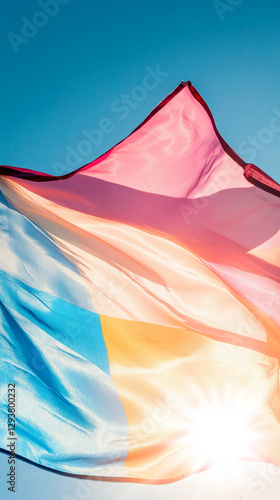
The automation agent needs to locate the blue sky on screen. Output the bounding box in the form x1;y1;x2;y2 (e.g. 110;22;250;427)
1;0;280;181
1;0;280;499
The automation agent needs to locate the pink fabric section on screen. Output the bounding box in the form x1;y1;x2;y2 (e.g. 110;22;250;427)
1;83;279;354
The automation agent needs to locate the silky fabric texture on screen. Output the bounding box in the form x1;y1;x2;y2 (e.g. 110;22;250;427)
0;82;280;482
0;194;128;476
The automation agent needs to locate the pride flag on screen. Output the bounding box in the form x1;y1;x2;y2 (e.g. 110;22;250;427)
0;82;280;483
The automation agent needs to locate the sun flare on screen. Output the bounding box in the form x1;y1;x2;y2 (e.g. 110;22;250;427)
179;391;259;471
190;406;253;464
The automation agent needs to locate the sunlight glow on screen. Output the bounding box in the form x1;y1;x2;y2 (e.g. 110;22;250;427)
182;392;259;470
191;406;252;464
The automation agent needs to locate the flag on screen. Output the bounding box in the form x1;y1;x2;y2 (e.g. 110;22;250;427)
0;82;280;484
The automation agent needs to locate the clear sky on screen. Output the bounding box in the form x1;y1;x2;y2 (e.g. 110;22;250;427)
1;0;280;181
1;0;280;499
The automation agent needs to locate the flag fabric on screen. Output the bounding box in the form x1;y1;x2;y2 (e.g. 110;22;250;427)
0;82;280;484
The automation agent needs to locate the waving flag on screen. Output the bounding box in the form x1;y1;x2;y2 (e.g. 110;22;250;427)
0;82;280;483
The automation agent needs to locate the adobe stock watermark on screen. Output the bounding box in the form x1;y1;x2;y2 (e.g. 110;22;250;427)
179;104;280;226
51;65;170;176
235;463;280;500
61;480;98;500
213;0;244;22
238;108;280;163
60;459;118;500
220;291;280;352
130;397;178;449
30;275;129;373
179;161;241;224
60;399;176;499
7;0;71;54
235;291;280;344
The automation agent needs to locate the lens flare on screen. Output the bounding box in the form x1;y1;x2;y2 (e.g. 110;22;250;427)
190;405;253;464
176;389;259;471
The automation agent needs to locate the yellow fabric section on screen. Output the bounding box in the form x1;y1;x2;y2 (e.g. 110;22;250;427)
101;315;280;481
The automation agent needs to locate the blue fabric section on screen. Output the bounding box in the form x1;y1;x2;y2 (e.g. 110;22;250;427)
0;191;94;310
0;271;128;476
0;191;129;476
1;270;110;374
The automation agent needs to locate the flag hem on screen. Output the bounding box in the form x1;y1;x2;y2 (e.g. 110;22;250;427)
1;81;279;198
0;447;279;485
